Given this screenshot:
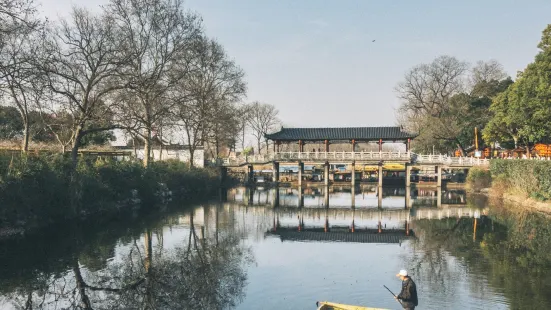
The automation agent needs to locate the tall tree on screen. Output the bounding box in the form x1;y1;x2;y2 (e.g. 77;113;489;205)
108;0;202;167
397;56;510;154
39;7;125;166
176;37;246;165
0;0;43;152
0;24;44;152
483;24;551;153
247;101;279;155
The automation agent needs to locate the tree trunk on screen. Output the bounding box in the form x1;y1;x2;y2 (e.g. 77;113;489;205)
257;139;261;156
72;260;92;310
189;148;195;168
144;230;153;309
71;126;83;169
215;135;220;159
143;128;152;167
242;125;246;151
21;119;29;153
513;136;518;149
456;142;466;157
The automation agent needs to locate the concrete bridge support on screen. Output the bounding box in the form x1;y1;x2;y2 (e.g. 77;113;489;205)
272;186;280;207
246;164;254;185
324;186;330;207
405;186;411;209
324;162;330;186
437;186;442;207
378;163;383;187
298;187;304;207
272;162;279;183
378;187;383;208
219;167;227;185
405;164;411;187
351;161;356;186
436;165;442;187
351;185;356;208
298;161;304;187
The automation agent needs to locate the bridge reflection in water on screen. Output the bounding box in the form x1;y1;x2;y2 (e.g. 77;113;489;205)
207;186;488;245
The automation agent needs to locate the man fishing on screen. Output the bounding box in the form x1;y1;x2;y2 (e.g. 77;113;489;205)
395;269;418;310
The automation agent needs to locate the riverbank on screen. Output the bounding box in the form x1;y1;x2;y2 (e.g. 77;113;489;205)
467;160;551;215
0;154;224;238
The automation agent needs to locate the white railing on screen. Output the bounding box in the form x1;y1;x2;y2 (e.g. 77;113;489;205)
414;154;490;166
215;151;412;166
212;152;490;167
273;151;410;161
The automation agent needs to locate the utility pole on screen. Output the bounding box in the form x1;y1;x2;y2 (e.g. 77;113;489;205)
474;127;479;151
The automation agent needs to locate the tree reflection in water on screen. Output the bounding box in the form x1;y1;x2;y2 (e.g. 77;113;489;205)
4;209;254;310
405;195;551;309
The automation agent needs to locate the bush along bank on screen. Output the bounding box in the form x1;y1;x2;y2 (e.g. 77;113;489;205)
0;154;221;237
467;160;551;203
489;160;551;201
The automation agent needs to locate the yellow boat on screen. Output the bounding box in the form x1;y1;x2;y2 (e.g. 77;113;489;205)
316;301;390;310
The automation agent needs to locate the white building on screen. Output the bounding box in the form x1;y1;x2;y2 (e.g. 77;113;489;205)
116;145;205;168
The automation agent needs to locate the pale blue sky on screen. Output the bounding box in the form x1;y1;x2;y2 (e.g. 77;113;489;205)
41;0;551;127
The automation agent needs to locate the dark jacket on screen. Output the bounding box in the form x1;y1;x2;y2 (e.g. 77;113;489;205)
397;276;418;308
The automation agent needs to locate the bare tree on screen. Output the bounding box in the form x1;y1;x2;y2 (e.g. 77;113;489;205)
38;7;125;166
176;37;246;165
247;101;279;155
107;0;202;167
0;0;40;45
0;0;43;152
396;55;468;118
469;59;508;90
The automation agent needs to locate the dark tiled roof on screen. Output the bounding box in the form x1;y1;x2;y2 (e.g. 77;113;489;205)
266;231;413;244
265;127;417;141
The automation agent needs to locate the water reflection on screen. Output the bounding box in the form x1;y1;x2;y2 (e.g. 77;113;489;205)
1;188;551;309
0;206;254;310
228;185;468;209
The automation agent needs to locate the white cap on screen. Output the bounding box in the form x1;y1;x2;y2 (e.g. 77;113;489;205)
398;269;408;276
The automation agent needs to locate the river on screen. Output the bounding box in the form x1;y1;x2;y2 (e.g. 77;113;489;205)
0;185;550;310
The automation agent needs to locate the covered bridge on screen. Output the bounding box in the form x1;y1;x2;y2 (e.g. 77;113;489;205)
265;126;417;152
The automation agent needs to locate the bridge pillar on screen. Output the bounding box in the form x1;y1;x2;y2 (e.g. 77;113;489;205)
405;164;411;187
436;165;442;187
272;186;280;207
298;161;304;187
298;187;304;207
351;185;356;208
324;186;330;207
351;161;356;186
219;187;228;202
324;161;330;186
219;167;227;185
246;164;254;185
247;187;254;205
405;186;411;209
378;163;383;187
437;186;442;207
378;187;383;208
272;161;279;183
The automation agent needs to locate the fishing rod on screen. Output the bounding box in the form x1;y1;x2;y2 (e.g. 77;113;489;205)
383;285;404;307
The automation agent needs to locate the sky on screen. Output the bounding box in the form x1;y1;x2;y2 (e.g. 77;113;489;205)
39;0;551;128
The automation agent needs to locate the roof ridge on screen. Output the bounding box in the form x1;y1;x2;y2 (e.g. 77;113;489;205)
281;126;401;129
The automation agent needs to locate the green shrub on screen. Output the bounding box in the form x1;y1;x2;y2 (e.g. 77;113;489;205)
489;159;551;200
467;167;492;190
0;154;219;232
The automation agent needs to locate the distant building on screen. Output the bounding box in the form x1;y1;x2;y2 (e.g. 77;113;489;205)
116;135;205;167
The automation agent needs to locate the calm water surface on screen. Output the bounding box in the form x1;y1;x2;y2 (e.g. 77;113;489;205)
1;185;550;310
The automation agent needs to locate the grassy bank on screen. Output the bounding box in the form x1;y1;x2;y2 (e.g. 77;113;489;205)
0;154;221;236
467;160;551;211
